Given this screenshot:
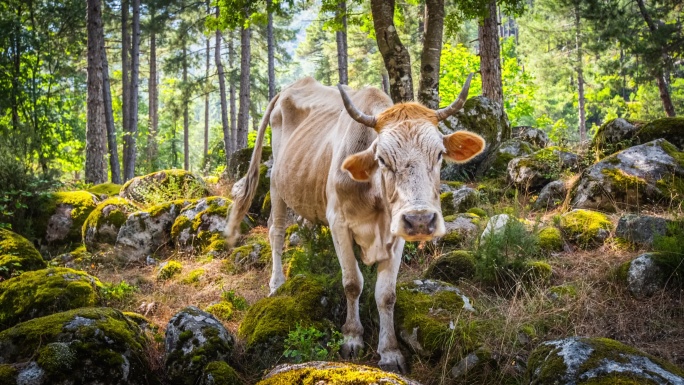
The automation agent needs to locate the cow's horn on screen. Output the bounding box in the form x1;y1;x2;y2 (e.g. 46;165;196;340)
434;73;473;121
337;84;377;128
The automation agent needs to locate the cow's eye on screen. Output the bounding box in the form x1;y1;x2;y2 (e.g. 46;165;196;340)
377;156;386;167
437;153;443;162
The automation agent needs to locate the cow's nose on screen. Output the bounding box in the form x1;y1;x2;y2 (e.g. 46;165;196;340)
402;212;437;235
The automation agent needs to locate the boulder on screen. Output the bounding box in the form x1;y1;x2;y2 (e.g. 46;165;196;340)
0;307;158;385
635;117;684;149
615;214;669;247
256;361;423;385
82;197;137;251
526;337;684;384
533;180;567;211
223;233;271;274
480;214;513;242
171;197;231;254
0;228;46;280
440;187;480;216
490;139;536;176
572;139;684;211
200;361;242;385
115;199;193;263
440;96;511;180
165;306;235;385
225;146;273;180
508;147;580;191
618;252;684;298
0;267;102;331
87;182;122;199
513;126;551;148
424;250;476;284
591;118;642;158
435;213;481;251
120;169;209;207
559;209;613;249
36;191;99;246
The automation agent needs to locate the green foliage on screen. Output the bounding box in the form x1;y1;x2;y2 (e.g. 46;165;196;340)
653;222;684;258
100;280;138;305
205;302;234;321
158;260;183;281
221;289;249;311
283;323;343;363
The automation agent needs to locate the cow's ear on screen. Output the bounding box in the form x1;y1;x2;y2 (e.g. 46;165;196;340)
342;147;378;181
443;131;485;163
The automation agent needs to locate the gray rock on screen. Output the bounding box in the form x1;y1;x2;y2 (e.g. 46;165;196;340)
480;214;512;242
513;126;551;148
499;139;536;158
435;213;480;250
592;118;640;159
534;180;567;210
172;197;230;252
572;139;684;211
508;147;580;191
451;187;480;213
451;351;480;378
615;214;669;246
625;253;665;298
83;198;137;252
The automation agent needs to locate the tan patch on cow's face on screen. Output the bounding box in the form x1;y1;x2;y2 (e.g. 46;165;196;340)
375;103;438;132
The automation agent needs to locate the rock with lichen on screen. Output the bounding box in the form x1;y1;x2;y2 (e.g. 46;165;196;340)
440;96;511;180
572;139;684;212
34;191;99;247
435;213;481;251
171;197;232;255
424;250;476;284
533;180;567;211
0;228;46;280
508;147;580;191
615;214;669;247
256;361;423;385
513;126;551;148
164;306;236;385
0;307;158;385
115;199;194;263
223;233;271;274
526;336;684;384
635;117;684;149
440;187;480;216
591;118;643;159
0;267;102;331
490;139;536;176
120;169;209;207
82;197;137;252
559;209;613;249
87;183;123;199
617;252;684;298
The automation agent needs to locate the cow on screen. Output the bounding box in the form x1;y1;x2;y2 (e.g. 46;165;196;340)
224;75;485;373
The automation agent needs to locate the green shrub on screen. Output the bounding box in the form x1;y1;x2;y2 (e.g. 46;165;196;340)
100;280;138;305
283;323;343;364
221;289;248;311
158;260;182;281
206;302;234;321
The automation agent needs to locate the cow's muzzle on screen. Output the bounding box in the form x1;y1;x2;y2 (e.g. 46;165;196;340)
397;209;444;241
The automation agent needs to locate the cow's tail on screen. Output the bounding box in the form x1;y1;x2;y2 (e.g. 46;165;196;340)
224;94;280;246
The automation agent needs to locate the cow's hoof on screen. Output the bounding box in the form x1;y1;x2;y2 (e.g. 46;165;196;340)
340;336;364;359
379;351;408;374
269;275;285;296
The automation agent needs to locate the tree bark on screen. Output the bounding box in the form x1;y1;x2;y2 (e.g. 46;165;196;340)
121;0;130;156
123;0;140;180
102;43;121;183
478;0;503;105
86;0;108;184
575;4;587;144
370;0;414;102
634;0;675;117
183;43;190;170
148;20;159;172
267;0;276;99
237;22;251;150
11;6;21;131
418;0;444;109
216;8;231;166
229;31;237;154
336;1;348;85
204;31;211;168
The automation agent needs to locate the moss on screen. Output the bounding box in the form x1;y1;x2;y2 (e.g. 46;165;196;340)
0;267;102;331
549;284;577;298
255;362;412;385
224;233;271;274
147;199;193;218
522;261;552;284
0;228;46;279
636;117;684;148
181;268;205;285
601;168;647;189
204;176;220;185
0;364;17;383
440;191;456;217
171;197;232;253
538;227;563;252
35;191;99;244
202;361;241;385
424;250;476;284
120;169;209;207
445;181;464;189
37;342;77;375
467;207;487;217
560;210;613;249
158;260;182;281
87;183;122;197
82;197;137;251
205;301;233;321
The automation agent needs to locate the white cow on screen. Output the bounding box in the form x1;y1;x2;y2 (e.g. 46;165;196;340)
225;75;484;372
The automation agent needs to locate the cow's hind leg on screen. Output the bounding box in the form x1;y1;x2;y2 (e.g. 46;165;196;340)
375;238;407;373
268;190;287;295
330;221;365;358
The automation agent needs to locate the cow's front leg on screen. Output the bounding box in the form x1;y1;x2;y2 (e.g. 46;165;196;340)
268;191;288;295
375;238;406;373
330;220;365;358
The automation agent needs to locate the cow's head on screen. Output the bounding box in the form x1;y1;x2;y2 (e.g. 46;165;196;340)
338;75;485;242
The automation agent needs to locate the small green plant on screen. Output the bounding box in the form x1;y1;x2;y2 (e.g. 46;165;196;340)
101;280;138;304
206;301;233;321
158;260;183;281
221;289;248;311
283;323;344;363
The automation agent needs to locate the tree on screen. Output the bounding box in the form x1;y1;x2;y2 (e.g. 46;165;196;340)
123;0;140;180
267;0;277;98
102;44;122;183
86;0;108;184
213;6;232;165
148;3;160;172
418;0;445;108
121;0;130;170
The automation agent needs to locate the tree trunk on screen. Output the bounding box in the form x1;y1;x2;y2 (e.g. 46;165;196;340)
229;31;237;154
216;8;231;166
121;0;130;155
370;0;414;102
123;0;140;180
575;4;586;144
11;6;21;131
237;23;251;150
183;43;190;170
102;43;121;183
86;0;108;184
267;0;276;99
634;0;675;117
204;32;211;169
478;0;503;105
336;1;348;85
148;21;159;172
418;0;444;109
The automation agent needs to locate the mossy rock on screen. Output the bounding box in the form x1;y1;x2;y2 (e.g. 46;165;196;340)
526;337;684;384
35;191;99;246
533;180;567;211
513;126;551;148
395;279;476;359
0;267;102;331
538;227;563;253
120;169;210;208
87;183;122;198
201;361;242;385
256;361;423;385
0;307;158;385
635;117;684;149
0;228;46;279
490;138;536;177
171;196;232;254
237;275;338;372
224;232;271;274
165;306;235;385
229;162;272;223
436;213;480;251
476;177;516;204
82;197;137;252
591;118;643;159
283;225;340;278
424;250;476;284
559;210;613;249
507;146;580;191
617;252;684;298
521;261;553;285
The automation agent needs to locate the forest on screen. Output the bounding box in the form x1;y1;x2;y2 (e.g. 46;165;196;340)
0;0;683;384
